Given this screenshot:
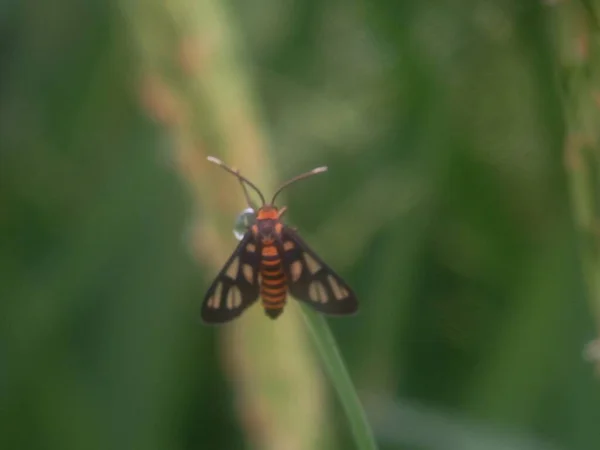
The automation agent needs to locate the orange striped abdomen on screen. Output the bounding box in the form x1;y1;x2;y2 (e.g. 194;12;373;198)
260;244;287;319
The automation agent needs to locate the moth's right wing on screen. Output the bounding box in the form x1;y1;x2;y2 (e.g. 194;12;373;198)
279;226;358;315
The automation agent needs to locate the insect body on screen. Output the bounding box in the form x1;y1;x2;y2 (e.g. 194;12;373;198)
253;206;287;318
201;156;358;324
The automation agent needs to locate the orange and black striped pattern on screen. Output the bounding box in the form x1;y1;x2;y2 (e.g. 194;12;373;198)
259;243;287;318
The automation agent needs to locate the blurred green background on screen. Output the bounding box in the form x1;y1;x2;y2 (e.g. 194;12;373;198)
2;0;600;449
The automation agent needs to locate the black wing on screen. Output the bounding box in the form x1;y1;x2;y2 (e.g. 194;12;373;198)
278;226;358;315
201;233;261;324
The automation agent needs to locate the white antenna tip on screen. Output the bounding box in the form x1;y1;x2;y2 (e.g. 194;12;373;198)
313;166;328;174
207;156;223;165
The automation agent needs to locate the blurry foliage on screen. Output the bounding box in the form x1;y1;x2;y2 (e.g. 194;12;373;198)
1;0;600;450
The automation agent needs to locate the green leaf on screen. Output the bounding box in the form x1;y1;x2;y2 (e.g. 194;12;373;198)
299;305;379;450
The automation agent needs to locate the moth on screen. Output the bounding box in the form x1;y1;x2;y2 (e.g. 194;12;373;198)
201;156;358;324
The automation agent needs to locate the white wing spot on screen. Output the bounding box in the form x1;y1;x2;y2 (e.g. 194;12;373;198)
318;283;328;303
328;275;348;300
309;281;328;303
226;288;232;309
283;241;295;251
243;264;254;284
308;282;318;302
246;243;256;253
225;256;240;280
303;253;321;274
230;286;242;309
212;282;223;309
290;261;303;282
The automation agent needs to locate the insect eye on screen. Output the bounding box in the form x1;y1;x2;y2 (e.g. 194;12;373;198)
233;207;257;240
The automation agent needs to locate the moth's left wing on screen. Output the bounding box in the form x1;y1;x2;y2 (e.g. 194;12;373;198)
279;226;358;315
201;233;261;324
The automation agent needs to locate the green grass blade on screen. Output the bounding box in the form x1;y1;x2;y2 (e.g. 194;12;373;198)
299;305;379;450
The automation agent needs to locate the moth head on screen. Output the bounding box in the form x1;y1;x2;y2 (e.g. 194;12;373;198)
256;206;279;240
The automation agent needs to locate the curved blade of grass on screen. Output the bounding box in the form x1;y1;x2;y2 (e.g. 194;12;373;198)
299;305;379;450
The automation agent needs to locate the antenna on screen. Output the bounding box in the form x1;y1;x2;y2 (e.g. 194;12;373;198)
271;166;328;205
207;156;266;207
